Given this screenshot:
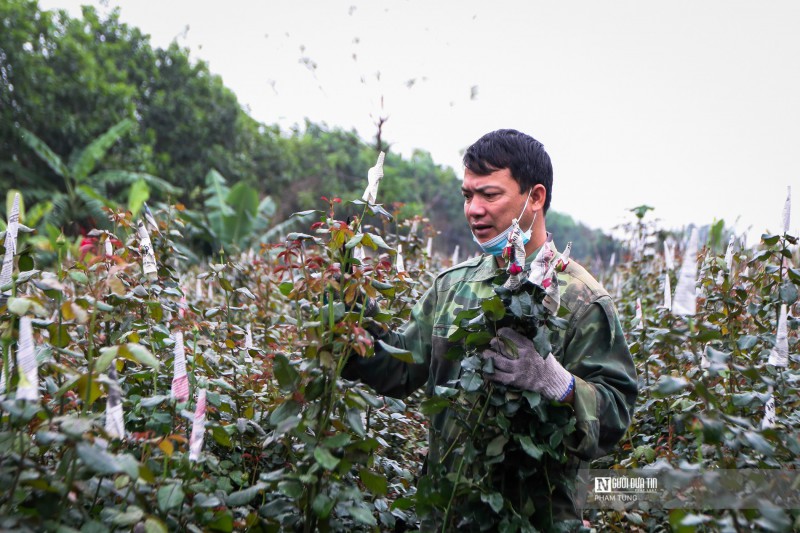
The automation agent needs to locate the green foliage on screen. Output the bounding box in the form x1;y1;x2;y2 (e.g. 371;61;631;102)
600;208;800;531
0;184;799;532
0;194;436;531
179;169;276;255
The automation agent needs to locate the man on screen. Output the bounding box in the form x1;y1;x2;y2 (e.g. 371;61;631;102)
344;129;637;530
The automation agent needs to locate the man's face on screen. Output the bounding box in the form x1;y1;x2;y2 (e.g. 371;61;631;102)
462;167;533;242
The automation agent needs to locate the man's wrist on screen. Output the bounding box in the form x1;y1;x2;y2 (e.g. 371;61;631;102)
541;353;573;401
558;374;575;402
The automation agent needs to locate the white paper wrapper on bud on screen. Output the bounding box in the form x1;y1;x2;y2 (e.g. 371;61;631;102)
245;324;254;350
189;389;207;461
631;231;642;262
768;304;789;367
7;192;19;236
643;233;658;258
396;244;406;273
762;390;777;429
634;298;644;331
717;234;736;284
700;351;710;369
409;220;418;235
362;151;385;204
143;202;160;234
195;278;202;299
663;239;675;271
425;237;433;258
612;272;622;300
502;221;526;290
104;238;113;257
171;331;189;402
528;238;561;314
353;245;365;263
0;193;20;294
672;228;698;316
724;235;735;272
543;250;563;315
105;366;125;439
207;282;214;301
241;324;254;363
137;220;157;275
608;252;616;269
528;240;555;287
451;245;459;265
662;274;672;310
782;185;791;234
179;295;187;319
16;316;38;401
558;242;572;269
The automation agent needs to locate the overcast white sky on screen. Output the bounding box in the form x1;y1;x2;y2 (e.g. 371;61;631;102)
40;0;798;242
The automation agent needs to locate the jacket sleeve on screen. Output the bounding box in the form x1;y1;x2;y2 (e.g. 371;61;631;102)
340;284;436;399
561;296;638;460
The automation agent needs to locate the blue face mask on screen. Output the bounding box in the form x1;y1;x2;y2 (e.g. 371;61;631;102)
471;189;536;257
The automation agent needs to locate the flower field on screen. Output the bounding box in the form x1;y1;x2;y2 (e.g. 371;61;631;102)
0;187;798;532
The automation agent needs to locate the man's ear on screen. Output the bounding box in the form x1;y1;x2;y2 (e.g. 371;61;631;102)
531;184;547;211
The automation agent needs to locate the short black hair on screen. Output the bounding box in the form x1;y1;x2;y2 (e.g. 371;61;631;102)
463;129;553;213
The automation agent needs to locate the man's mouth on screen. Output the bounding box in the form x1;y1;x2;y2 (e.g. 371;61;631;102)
471;224;493;237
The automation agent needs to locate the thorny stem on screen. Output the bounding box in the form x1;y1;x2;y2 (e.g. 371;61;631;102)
82;300;99;414
439;393;483;465
2;430;27;508
55;287;65;415
304;276;359;531
146;306;157;398
57;450;80;522
640;327;649;389
1;329;11;416
89;473;103;516
286;249;303;330
441;384;494;533
690;318;711;412
724;294;738;399
298;244;312;302
190;328;199;389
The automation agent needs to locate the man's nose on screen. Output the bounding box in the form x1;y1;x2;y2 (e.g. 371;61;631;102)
466;197;487;218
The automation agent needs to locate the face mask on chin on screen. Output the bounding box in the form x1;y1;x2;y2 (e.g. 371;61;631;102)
471;189;536;257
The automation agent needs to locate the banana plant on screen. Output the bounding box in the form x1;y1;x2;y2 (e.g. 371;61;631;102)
180;169;276;255
19;118;180;235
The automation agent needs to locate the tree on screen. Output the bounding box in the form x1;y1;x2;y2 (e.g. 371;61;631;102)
0;1;158;196
19;118;178;235
0;0;619;260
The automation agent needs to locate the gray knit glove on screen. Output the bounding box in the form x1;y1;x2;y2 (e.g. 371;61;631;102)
483;327;574;401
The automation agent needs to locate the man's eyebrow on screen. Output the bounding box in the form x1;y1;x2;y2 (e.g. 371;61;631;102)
461;185;503;193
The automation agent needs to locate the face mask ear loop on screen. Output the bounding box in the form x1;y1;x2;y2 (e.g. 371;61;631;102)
526;211;537;233
519;188;535;233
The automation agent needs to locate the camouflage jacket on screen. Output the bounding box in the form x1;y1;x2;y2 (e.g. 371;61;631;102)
345;239;638;525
